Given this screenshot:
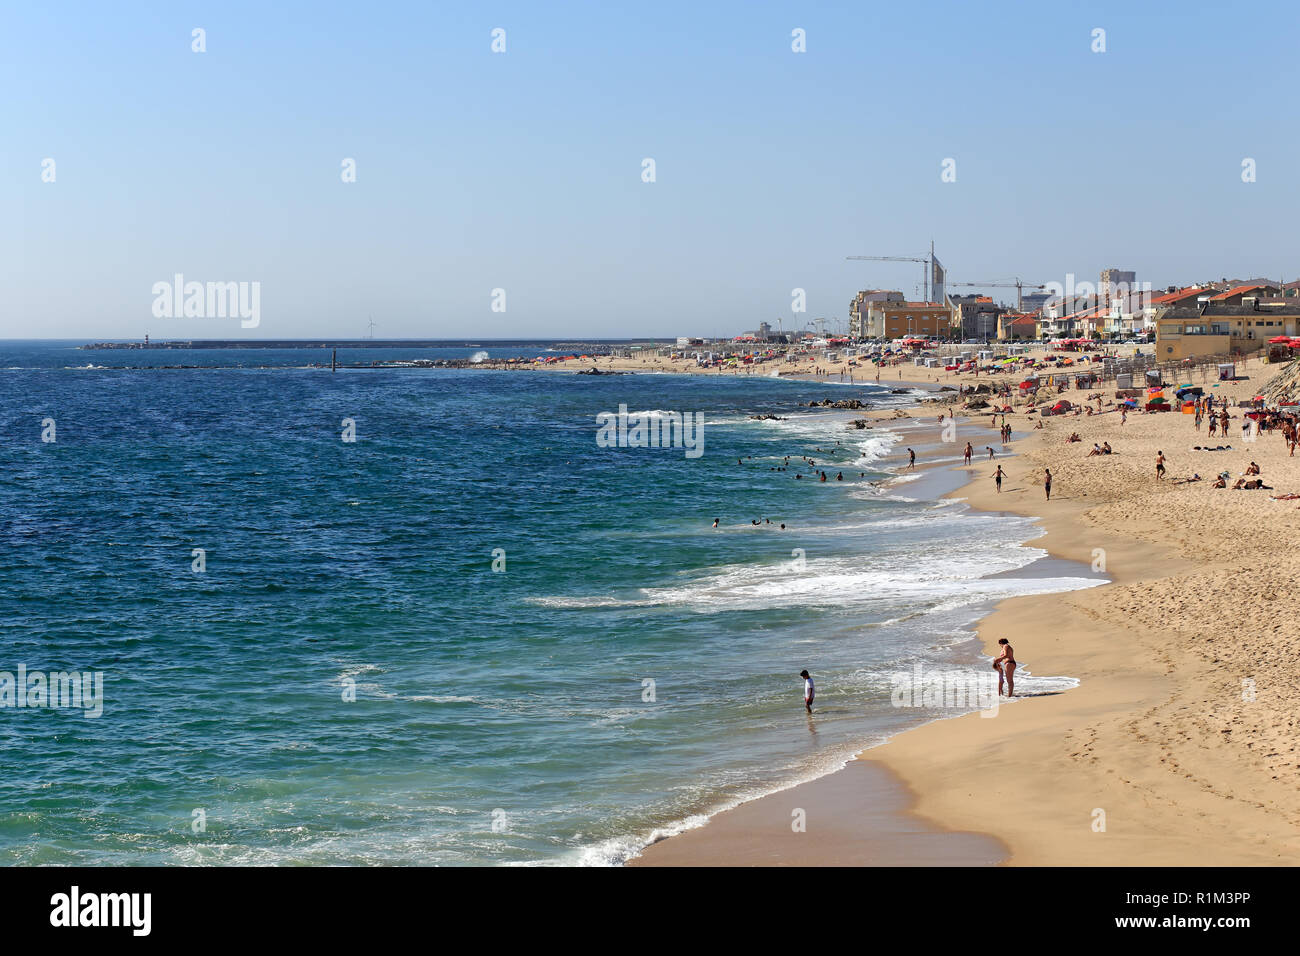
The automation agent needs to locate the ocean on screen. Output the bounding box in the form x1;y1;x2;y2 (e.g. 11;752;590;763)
0;341;1100;865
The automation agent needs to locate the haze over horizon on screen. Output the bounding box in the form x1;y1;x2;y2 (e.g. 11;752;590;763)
6;0;1298;340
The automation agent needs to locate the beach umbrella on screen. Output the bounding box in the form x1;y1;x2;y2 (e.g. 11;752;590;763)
1269;335;1290;344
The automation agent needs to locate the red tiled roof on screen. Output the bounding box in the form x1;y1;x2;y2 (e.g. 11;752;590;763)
1148;287;1205;305
1210;283;1270;300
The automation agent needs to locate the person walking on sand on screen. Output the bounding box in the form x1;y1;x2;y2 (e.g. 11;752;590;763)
1044;468;1052;500
993;639;1017;697
964;441;973;465
1156;451;1166;480
800;669;815;713
992;464;1005;492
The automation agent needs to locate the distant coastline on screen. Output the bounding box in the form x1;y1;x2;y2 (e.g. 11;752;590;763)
77;338;676;351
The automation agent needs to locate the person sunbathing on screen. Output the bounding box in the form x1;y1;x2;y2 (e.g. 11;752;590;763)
1088;443;1102;456
1102;442;1112;454
1233;478;1272;490
1212;475;1227;488
1245;461;1261;475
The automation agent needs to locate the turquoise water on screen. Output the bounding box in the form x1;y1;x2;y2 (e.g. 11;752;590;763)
0;343;1096;864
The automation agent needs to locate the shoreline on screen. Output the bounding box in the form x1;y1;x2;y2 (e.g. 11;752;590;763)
630;395;1060;866
635;351;1300;866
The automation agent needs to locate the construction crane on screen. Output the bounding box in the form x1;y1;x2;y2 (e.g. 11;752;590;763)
847;254;933;302
947;279;1046;311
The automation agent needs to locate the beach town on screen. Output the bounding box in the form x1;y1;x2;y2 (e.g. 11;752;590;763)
534;273;1300;868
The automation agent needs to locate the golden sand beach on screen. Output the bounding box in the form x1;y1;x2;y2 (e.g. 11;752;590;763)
626;349;1300;866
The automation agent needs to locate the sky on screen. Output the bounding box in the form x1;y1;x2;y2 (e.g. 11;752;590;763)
4;0;1299;340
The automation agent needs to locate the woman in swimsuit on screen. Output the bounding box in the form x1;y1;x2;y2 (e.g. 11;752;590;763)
993;638;1016;697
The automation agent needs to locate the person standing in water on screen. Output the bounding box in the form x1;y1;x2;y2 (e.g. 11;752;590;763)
800;670;815;713
993;638;1016;697
907;448;916;470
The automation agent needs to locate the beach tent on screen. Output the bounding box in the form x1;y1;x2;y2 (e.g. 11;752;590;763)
1218;363;1235;381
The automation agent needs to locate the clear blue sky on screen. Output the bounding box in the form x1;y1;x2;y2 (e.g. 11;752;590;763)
4;0;1298;340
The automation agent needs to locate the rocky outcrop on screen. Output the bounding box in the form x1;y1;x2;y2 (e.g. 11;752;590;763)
1262;358;1300;404
805;398;868;409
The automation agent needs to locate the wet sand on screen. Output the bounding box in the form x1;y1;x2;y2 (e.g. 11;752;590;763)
631;755;1005;866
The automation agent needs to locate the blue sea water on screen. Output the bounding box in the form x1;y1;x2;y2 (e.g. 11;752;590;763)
0;341;1098;865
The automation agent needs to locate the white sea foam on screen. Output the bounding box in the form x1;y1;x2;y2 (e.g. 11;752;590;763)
529;535;1101;614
